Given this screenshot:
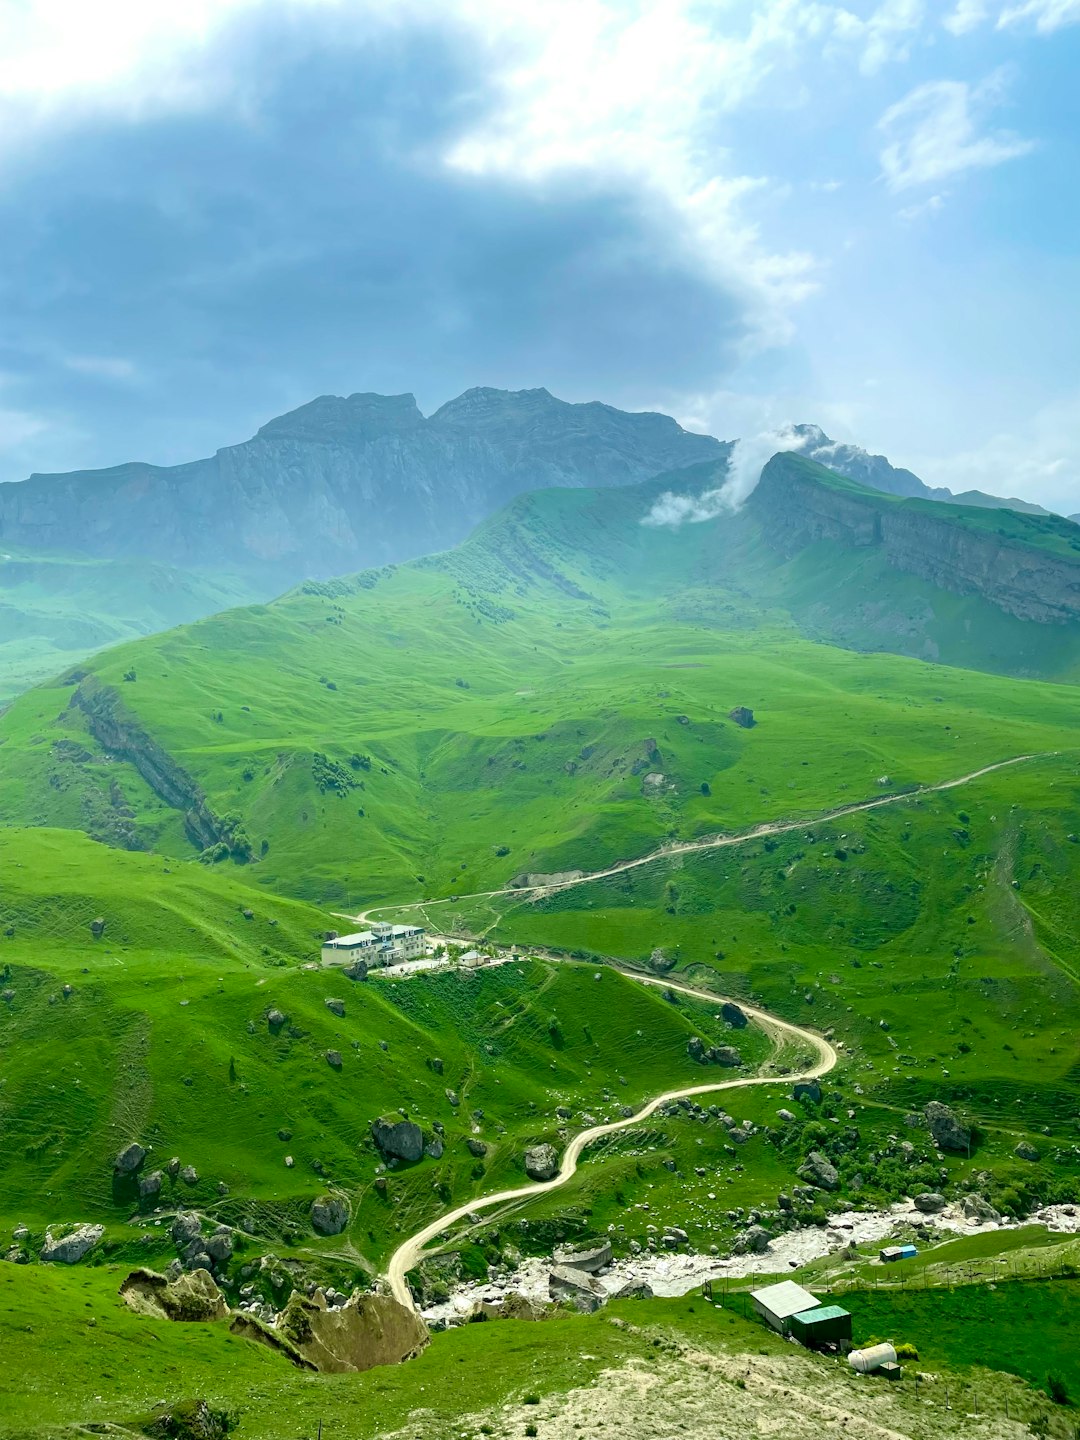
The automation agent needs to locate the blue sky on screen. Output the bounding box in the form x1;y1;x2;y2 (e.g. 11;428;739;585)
0;0;1077;509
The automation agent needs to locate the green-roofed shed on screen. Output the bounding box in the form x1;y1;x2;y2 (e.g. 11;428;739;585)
789;1304;852;1347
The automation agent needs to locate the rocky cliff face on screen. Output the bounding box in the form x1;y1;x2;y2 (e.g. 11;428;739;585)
752;454;1080;624
0;387;720;583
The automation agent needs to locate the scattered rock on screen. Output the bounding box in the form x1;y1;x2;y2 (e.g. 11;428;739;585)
167;1156;181;1180
466;1138;488;1158
733;1224;771;1255
326;1049;343;1069
114;1142;147;1174
311;1195;351;1236
324;997;346;1017
180;1165;199;1186
445;1089;460;1107
371;1118;424;1163
777;1109;797;1123
524;1143;560;1181
1014;1140;1040;1162
120;1267;230;1322
41;1224;104;1264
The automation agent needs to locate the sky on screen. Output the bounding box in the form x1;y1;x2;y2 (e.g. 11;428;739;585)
0;0;1078;510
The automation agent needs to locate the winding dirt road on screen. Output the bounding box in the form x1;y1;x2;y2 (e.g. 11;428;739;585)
358;753;1046;929
374;751;1053;1306
384;972;837;1309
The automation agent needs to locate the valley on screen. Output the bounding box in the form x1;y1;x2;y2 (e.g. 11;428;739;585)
2;452;1080;1438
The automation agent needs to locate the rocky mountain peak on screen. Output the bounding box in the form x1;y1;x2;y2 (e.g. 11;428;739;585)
254;392;424;444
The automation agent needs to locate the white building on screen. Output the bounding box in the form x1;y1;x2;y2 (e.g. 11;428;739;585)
321;922;426;967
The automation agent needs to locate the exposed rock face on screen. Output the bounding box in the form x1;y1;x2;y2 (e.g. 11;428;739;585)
798;1151;840;1191
244;1289;429;1373
753;453;1080;626
41;1223;104;1263
0;388;721;580
924;1101;970;1153
525;1143;560;1181
371;1118;424;1163
119;1267;230;1322
311;1195;351;1236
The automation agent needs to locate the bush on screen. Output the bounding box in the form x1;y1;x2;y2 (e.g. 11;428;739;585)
1047;1371;1070;1406
895;1342;919;1360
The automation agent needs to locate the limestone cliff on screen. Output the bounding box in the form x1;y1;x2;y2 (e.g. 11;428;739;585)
751;454;1080;625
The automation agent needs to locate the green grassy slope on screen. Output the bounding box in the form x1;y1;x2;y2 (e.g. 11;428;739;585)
0;829;770;1261
3;466;1080;909
0;548;271;705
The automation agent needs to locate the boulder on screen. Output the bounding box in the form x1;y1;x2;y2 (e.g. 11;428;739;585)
733;1224;771;1255
427;1057;444;1075
793;1080;822;1104
424;1136;444;1160
798;1150;840;1191
721;1001;748;1028
1014;1140;1040;1162
267;1008;287;1029
311;1195;351;1236
445;1089;460;1107
180;1165;199;1185
548;1265;606;1313
167;1156;181;1180
777;1109;796;1123
120;1267;230;1322
243;1289;429;1373
114;1142;146;1174
687;1036;707;1063
171;1212;202;1248
344;959;368;982
552;1240;612;1273
325;1049;343;1069
90;916;106;938
961;1194;1000;1223
709;1045;742;1067
524;1143;560;1181
371;1118;424;1163
924;1101;970;1153
466;1138;488;1158
41;1223;104;1264
138;1170;163;1201
324;997;346;1017
729;706;755;728
203;1227;234;1263
913;1192;946;1214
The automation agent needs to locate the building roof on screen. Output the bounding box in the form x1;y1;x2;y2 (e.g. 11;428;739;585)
792;1305;849;1325
325;925;424;948
749;1280;819;1319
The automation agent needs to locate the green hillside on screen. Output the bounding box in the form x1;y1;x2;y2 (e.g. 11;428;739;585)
0;548;266;704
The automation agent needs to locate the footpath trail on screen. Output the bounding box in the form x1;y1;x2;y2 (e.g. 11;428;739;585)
384;972;837;1309
358;753;1045;928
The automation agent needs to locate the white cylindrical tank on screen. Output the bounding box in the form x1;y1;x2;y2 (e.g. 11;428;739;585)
848;1343;897;1373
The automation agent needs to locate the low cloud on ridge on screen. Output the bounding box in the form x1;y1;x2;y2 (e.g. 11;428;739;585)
641;424;809;528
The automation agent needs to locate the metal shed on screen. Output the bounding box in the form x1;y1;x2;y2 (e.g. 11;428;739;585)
789;1304;853;1347
749;1280;821;1334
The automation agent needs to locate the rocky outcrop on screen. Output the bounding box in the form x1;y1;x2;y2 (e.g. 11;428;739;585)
753;454;1080;626
0;388;721;580
119;1267;230;1322
264;1289;428;1373
371;1118;424;1163
69;677;224;850
41;1223;104;1263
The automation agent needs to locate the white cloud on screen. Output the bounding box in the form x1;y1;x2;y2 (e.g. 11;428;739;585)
897;191;946;219
878;71;1034;191
914;390;1080;513
942;0;990;33
829;0;924;74
63;355;138;381
998;0;1080;30
642;423;810;526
